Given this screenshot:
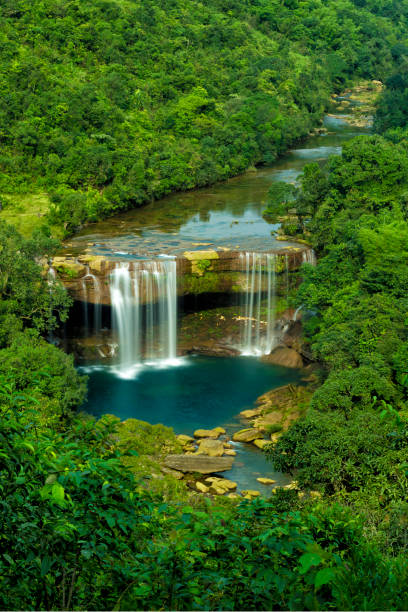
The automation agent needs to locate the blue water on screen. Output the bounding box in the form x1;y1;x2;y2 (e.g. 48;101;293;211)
81;356;300;433
81;356;301;493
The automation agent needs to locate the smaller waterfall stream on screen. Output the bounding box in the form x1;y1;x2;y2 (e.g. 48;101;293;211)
239;252;277;356
81;267;102;336
110;258;177;376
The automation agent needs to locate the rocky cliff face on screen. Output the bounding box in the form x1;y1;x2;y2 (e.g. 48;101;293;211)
52;246;312;305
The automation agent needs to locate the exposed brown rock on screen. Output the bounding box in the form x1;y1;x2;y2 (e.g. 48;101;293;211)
261;346;303;369
164;454;234;474
253;439;271;449
257;477;276;485
193;428;222;439
232;428;263;442
239;407;263;418
196;438;225;457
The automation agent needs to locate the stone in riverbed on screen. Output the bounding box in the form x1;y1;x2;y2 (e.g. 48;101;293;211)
205;477;237;490
239;408;262;418
177;434;195;445
196;438;224;457
194;428;222;439
52;257;86;278
255;411;282;428
224;449;237;456
195;481;210;493
183;444;196;452
261;346;303;369
205;477;237;495
253;439;270;450
241;489;260;498
232;428;263;442
164;454;234;474
257;477;276;485
227;493;240;499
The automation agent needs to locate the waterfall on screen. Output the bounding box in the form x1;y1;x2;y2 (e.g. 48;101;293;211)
302;248;317;266
293;305;303;321
81;267;102;336
239;252;277;356
110;258;177;376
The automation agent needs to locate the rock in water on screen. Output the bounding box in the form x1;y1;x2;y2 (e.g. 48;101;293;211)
177;434;195;445
253;439;270;449
194;428;222;439
232;428;263;442
261;346;303;369
257;477;276;485
164;454;234;474
196;438;225;457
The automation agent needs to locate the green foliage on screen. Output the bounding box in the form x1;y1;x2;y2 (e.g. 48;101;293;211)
0;220;71;341
270;127;408;561
2;371;408;612
0;0;406;232
269;408;408;496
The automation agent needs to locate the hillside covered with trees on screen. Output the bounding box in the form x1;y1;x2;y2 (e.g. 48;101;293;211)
2;0;408;233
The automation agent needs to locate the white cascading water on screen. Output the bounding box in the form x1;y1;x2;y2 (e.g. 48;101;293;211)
302;248;317;266
110;258;177;376
81;267;102;336
239;252;277;356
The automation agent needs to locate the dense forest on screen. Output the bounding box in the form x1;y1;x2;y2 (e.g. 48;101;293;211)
2;0;408;234
3;0;408;610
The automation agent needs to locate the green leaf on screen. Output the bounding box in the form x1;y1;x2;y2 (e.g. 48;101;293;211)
41;556;52;577
51;482;65;505
299;552;322;574
314;567;335;590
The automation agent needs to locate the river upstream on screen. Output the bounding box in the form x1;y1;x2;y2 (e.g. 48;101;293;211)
67;96;370;494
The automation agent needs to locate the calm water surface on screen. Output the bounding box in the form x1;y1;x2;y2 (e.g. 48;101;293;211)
66;113;369;258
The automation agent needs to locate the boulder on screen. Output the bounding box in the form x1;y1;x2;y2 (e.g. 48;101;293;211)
257;477;276;485
239;408;262;419
160;467;184;480
241;490;260;498
253;439;270;450
205;477;237;490
224;449;237;456
261;346;303;369
205;477;237;494
164;454;234;474
195;482;210;493
53;257;86;278
254;411;282;428
177;434;195;445
232;428;263;443
197;438;225;457
194;428;222;439
77;255;107;275
227;493;240;499
282;320;303;352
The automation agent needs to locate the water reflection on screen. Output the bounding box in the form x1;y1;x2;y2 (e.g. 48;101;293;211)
67;114;369;257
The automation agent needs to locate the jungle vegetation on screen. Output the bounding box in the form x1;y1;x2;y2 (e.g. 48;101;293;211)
2;0;408;610
2;0;408;234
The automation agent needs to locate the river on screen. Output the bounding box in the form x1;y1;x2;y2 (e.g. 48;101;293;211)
76;98;370;495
